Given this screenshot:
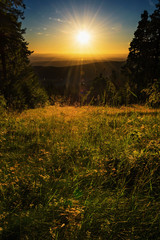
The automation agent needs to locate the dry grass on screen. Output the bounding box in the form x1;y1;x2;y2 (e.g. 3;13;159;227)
0;105;160;240
19;105;160;121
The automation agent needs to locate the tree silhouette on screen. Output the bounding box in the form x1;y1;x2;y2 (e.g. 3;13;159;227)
123;10;150;99
150;0;160;80
123;0;160;102
0;1;28;82
0;0;48;109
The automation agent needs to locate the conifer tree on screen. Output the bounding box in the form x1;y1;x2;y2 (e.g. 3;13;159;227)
123;0;160;103
123;10;150;98
0;0;48;109
0;0;28;83
149;0;160;80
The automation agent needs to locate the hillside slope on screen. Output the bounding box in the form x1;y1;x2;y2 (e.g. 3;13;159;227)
1;106;160;239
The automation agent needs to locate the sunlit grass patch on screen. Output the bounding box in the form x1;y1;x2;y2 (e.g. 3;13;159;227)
18;105;160;121
0;105;160;239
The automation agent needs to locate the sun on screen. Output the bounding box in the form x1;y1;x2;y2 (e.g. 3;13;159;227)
77;30;91;45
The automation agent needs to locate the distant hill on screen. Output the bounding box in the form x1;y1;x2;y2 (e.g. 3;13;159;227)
34;61;125;92
30;53;127;67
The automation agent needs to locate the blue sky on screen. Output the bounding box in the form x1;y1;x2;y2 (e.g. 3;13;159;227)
23;0;158;55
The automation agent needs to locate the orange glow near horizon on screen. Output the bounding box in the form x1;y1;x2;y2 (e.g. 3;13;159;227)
26;9;129;57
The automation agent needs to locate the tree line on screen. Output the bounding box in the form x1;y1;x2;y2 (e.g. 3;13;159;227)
90;0;160;107
0;0;160;110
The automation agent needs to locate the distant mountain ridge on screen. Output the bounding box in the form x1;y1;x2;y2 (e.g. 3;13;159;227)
30;54;127;67
33;61;125;97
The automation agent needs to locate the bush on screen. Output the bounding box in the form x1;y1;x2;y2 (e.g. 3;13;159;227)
0;95;7;114
142;79;160;108
5;67;48;110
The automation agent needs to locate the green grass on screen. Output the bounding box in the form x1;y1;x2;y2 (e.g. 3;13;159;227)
0;106;160;240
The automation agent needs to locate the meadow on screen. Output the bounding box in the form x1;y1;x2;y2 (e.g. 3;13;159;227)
0;105;160;240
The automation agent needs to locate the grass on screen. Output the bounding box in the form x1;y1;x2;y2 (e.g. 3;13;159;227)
0;105;160;239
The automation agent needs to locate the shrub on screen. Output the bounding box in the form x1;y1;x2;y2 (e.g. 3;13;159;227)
142;79;160;108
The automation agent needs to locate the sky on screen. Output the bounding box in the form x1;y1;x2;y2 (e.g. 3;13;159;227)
23;0;158;56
